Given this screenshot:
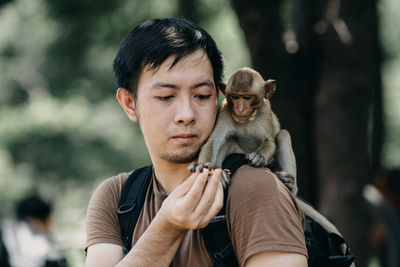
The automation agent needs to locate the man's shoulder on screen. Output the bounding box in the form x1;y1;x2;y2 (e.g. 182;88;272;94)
229;165;286;198
99;171;132;189
226;165;307;263
227;164;303;216
89;171;134;205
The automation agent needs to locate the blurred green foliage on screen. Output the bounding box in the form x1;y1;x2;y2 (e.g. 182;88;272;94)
0;0;249;265
379;0;400;168
0;0;399;266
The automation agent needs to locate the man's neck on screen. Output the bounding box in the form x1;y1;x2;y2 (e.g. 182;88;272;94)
151;158;194;194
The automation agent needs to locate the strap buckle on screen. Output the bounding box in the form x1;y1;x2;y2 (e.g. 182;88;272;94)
117;201;136;214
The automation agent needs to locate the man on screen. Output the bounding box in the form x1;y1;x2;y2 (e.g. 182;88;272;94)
85;17;307;266
0;194;67;267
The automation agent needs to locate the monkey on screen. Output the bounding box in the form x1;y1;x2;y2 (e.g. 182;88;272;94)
189;67;352;255
200;67;279;169
190;67;297;194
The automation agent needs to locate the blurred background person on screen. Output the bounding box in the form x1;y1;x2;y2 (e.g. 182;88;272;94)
365;169;400;267
0;194;67;267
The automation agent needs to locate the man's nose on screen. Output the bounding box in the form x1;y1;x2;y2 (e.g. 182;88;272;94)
175;98;196;126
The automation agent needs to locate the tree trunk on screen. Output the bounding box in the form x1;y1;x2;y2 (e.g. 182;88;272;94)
178;0;199;22
313;0;380;265
230;0;381;265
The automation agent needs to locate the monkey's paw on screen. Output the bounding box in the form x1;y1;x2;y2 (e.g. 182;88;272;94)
188;162;231;189
188;162;213;173
246;152;267;167
275;171;298;195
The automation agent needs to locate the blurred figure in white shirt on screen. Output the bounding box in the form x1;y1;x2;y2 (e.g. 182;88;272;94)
0;194;67;267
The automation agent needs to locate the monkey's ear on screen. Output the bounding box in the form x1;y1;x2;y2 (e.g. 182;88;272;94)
218;82;227;96
264;79;276;99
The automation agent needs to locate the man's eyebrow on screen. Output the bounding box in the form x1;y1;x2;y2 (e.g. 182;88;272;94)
151;80;215;89
151;82;177;89
192;79;215;89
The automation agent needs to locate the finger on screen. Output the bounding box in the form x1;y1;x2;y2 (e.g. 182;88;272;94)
192;169;221;217
220;170;231;188
188;162;197;173
251;155;259;166
247;152;255;161
171;169;199;196
198;163;204;172
280;177;293;183
256;156;264;167
183;168;209;210
199;176;224;227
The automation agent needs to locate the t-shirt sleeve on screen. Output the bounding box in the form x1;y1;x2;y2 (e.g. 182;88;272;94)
226;165;307;266
85;172;131;252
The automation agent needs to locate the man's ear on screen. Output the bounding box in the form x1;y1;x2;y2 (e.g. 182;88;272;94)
116;88;139;122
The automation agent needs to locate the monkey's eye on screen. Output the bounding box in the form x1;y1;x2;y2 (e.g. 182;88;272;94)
243;96;253;100
231;95;240;100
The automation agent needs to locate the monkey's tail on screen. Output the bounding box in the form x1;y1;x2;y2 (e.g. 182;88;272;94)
297;199;342;236
297;198;356;266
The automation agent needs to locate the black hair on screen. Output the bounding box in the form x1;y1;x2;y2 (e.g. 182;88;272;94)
16;194;52;221
113;17;224;98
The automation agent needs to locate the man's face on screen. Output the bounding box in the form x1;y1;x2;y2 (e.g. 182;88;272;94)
134;50;218;164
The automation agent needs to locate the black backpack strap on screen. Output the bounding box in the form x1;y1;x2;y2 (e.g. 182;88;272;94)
201;153;247;267
117;165;153;256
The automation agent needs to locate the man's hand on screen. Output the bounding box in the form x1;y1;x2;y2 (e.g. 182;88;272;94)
87;169;224;267
159;167;224;231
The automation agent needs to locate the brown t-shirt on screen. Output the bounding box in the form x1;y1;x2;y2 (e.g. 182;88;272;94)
85;165;307;266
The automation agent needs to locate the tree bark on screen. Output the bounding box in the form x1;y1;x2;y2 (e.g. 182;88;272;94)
0;0;12;8
178;0;199;22
230;0;381;265
313;0;380;265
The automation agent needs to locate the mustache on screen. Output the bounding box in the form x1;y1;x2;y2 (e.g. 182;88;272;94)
168;127;201;138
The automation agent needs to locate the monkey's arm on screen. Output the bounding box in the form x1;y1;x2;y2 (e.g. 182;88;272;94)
198;129;230;166
198;107;234;167
247;136;276;168
194;109;235;188
273;129;298;195
193;131;232;189
198;137;214;164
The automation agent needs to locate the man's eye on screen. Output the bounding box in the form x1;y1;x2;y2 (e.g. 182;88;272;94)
196;95;211;100
157;96;173;101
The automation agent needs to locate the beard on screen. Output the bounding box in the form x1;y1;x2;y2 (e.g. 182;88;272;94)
160;147;200;164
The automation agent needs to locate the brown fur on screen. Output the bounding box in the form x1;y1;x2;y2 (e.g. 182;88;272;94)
198;67;281;169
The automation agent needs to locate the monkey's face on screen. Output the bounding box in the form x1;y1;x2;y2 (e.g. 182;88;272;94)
228;93;258;123
131;50;219;165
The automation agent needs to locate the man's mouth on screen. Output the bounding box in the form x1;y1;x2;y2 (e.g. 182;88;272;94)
172;134;198;144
